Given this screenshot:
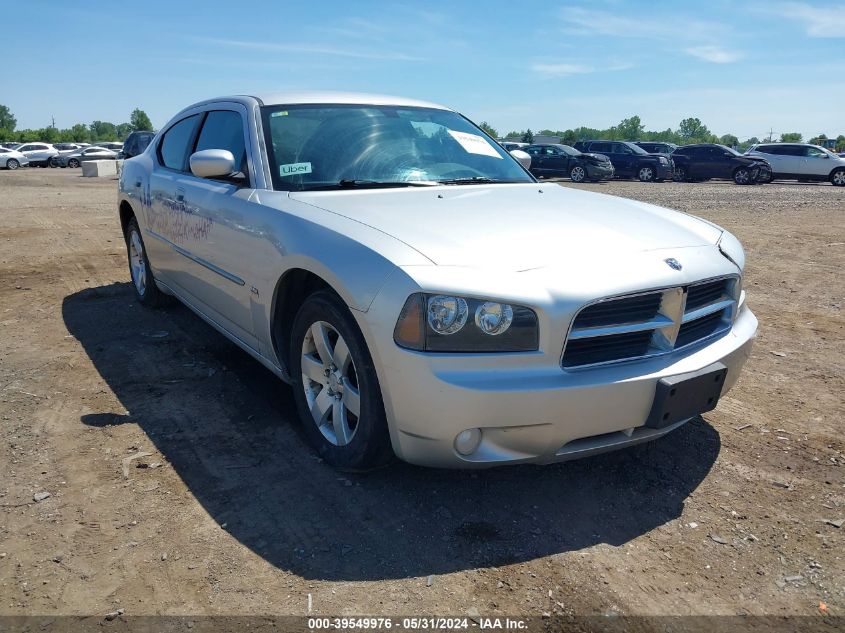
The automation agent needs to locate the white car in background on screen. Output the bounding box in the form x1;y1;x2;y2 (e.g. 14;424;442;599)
118;91;757;470
14;142;58;168
746;143;845;186
0;146;28;170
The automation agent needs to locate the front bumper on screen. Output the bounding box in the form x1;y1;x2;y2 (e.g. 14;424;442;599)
585;163;614;180
655;163;674;180
372;305;757;468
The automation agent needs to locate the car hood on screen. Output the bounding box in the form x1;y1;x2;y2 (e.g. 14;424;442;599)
581;152;610;162
289;184;724;271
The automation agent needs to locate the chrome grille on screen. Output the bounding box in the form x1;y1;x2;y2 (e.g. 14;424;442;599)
562;276;738;369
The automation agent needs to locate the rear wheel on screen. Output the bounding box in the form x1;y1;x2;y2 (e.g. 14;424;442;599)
125;218;169;307
733;167;752;185
290;290;392;471
68;158;80;168
5;158;19;170
570;165;586;182
638;165;655;182
673;166;688;182
831;168;845;186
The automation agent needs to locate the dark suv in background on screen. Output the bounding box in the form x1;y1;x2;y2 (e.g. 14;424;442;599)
523;143;614;182
573;140;672;182
120;131;156;159
634;141;678;156
671;144;771;185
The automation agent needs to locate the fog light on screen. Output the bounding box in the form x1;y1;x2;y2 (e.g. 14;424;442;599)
454;428;482;455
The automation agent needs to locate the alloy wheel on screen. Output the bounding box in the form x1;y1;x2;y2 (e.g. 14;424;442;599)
300;321;361;447
6;159;19;170
832;169;845;186
68;159;80;168
639;166;654;181
128;230;147;296
571;166;586;182
734;168;750;185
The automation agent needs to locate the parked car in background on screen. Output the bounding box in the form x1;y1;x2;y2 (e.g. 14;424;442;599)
745;143;845;186
500;141;528;152
120;131;156;159
95;141;124;152
55;146;119;168
54;143;83;152
117;91;756;469
15;142;58;167
0;142;21;151
523;143;614;182
573;140;672;182
672;144;771;185
635;141;678;156
0;146;29;170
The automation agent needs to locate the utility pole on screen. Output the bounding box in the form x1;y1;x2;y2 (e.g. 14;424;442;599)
51;116;56;129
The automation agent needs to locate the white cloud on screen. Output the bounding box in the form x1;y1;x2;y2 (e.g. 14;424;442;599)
684;46;743;63
558;7;726;41
772;2;845;37
531;63;594;77
195;37;424;62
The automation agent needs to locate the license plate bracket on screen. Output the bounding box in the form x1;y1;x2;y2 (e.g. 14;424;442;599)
645;362;728;429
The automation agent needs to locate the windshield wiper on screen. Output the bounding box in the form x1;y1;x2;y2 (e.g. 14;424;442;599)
437;177;519;185
304;179;438;191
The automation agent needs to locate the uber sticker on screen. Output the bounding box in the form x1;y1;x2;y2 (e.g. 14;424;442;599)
279;162;312;176
447;130;502;159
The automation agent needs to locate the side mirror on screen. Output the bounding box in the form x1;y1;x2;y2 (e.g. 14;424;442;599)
190;149;236;179
510;149;531;169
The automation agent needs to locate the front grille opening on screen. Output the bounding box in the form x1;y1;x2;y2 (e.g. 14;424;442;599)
685;279;729;311
676;310;728;348
562;330;653;367
572;292;662;328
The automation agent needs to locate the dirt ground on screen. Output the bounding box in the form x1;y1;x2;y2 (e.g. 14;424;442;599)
0;168;843;621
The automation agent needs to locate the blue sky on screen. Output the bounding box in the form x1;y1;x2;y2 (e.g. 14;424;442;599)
3;1;843;140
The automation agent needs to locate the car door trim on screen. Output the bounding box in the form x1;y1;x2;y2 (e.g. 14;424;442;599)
145;228;246;286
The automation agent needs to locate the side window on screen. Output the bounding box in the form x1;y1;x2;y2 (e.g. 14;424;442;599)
756;145;776;155
805;146;826;158
194;110;247;175
592;142;611;153
157;114;200;171
780;146;803;156
614;143;632;154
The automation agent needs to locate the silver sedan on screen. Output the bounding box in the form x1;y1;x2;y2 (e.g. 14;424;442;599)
56;146;118;168
117;92;757;469
0;147;28;170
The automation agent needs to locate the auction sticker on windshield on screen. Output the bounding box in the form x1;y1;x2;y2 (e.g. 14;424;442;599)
280;162;312;176
447;130;502;158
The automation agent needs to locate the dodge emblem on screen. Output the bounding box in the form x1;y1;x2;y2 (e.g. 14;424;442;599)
665;258;682;271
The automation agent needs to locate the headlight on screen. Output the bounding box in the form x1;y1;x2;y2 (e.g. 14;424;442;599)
659;156;669;164
718;230;746;272
394;293;539;352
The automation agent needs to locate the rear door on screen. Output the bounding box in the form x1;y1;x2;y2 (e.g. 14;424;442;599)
524;145;546;175
613;143;638;176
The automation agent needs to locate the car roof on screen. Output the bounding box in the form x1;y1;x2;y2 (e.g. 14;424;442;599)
183;91;452;112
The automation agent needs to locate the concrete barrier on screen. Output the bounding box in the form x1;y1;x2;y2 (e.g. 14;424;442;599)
81;160;119;178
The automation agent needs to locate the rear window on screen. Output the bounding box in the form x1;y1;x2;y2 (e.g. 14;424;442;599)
158;115;200;171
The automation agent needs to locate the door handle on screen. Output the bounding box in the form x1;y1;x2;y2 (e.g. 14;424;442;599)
135;180;142;188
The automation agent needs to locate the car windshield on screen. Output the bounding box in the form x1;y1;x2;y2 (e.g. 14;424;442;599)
261;104;534;191
558;144;580;156
627;143;649;155
720;145;743;156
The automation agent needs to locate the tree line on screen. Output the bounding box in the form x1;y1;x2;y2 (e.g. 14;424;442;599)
0;105;153;143
478;116;845;152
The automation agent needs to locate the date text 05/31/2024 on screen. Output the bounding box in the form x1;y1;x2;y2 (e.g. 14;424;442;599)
307;617;529;630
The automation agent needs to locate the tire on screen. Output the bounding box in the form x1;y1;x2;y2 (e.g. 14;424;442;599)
5;159;19;170
831;168;845;187
125;218;169;307
733;167;752;185
673;166;688;182
637;165;655;182
570;165;587;182
48;157;57;168
290;290;392;471
67;158;80;168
